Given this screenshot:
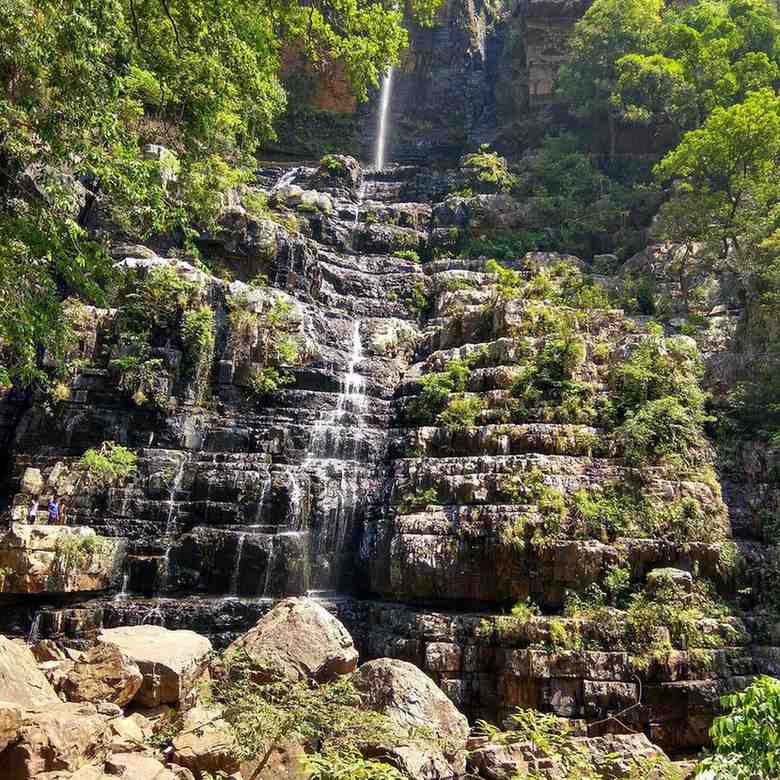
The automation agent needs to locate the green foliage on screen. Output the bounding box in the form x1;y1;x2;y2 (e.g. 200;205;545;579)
614;0;780;135
78;442;138;487
398;487;439;514
53;532;111;580
110;264;205;409
306;748;405;780
249;367;294;396
696;676;780;779
510;597;541;621
654;88;780;279
437;395;485;430
406;359;472;425
511;329;594;425
228;294;301;397
616;396;706;468
461;231;541;262
406;280;433;320
319;154;350;178
609;332;710;467
0;0;441;388
211;653;413;770
558;0;663;154
181;305;215;397
517;135;654;258
461;145;516;193
392;249;421;264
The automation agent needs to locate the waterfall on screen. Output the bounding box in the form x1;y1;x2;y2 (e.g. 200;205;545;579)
374;68;394;170
162;456;187;590
27;613;42;644
229;533;246;595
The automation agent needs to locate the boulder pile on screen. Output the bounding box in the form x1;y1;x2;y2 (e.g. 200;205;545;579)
0;598;680;778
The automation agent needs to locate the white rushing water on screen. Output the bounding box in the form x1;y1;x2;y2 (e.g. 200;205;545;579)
374;68;394;170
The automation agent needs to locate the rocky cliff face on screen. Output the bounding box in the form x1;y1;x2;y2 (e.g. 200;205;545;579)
269;0;590;165
1;156;776;755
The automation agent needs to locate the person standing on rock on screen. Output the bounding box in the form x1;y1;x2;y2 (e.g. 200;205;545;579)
47;496;60;525
27;496;38;524
59;498;67;525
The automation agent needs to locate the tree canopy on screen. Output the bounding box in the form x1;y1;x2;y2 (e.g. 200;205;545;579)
0;0;441;386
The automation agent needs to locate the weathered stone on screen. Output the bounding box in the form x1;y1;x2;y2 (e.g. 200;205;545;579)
353;658;469;775
97;626;212;707
105;752;176;779
31;640;68;663
60;644;143;707
646;567;693;595
20;468;43;496
239;738;308;780
467;741;531;779
0;525;126;594
1;702;110;779
0;699;22;752
171;706;240;777
227;596;358;682
0;635;59;707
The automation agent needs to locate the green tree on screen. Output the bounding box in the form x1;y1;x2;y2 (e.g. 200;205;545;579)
558;0;663;158
653;88;780;278
614;0;780;135
696;675;780;779
0;0;441;386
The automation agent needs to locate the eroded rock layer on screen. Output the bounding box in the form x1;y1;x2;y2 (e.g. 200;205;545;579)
0;158;775;754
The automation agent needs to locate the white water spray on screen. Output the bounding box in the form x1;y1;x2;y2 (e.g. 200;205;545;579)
374;68;394;170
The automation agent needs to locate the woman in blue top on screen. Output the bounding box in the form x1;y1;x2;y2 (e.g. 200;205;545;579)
47;497;60;524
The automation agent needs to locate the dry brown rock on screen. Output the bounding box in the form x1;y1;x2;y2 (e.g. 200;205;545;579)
60;644;143;706
239;738;308;780
97;626;212;707
1;701;110;779
353;658;469;778
226;596;358;682
0;635;59;707
31;639;68;663
105;751;177;779
0;699;22;752
170;705;240;777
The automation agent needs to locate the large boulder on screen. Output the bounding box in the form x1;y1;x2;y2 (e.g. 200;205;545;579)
104;752;177;779
97;626;212;707
226;597;358;682
60;643;143;707
353;658;470;778
1;702;110;779
171;705;240;777
0;700;22;752
0;636;59;707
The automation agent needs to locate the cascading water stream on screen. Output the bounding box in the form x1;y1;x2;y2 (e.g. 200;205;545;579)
229;533;246;595
162;457;186;589
374;68;394;170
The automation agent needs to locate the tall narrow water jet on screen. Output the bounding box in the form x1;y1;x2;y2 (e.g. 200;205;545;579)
374;68;394;170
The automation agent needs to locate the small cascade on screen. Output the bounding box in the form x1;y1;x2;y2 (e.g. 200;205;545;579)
115;572;130;600
274;166;300;192
255;474;272;524
310;318;367;459
27;613;41;644
229;533;246;595
353;180;367;227
287;473;303;529
262;538;276;597
162;457;187;590
374;68;395;170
